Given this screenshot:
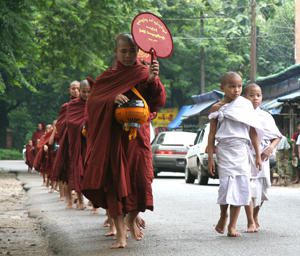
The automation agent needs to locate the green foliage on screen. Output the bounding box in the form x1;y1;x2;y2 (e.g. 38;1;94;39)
0;0;296;147
0;148;23;160
257;0;294;75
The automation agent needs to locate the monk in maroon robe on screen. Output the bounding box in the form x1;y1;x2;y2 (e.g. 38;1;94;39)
25;140;35;172
32;123;45;152
66;80;90;209
51;80;80;206
33;125;53;184
82;33;166;248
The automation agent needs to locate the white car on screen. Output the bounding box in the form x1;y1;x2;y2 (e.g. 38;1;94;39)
185;123;218;185
151;131;197;177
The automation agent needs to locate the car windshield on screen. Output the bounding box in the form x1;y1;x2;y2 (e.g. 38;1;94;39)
160;132;196;146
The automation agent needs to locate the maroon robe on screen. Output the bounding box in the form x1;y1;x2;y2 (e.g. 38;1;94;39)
25;144;35;169
82;61;166;217
32;129;45;149
51;102;70;182
66;97;87;192
33;131;52;172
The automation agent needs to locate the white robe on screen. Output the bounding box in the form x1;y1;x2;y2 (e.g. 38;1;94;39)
209;96;263;206
250;107;282;207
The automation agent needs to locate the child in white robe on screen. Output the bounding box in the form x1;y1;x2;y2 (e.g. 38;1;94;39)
207;72;263;237
244;83;282;232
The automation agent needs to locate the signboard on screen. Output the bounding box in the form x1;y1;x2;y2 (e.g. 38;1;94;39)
152;108;178;127
131;12;173;60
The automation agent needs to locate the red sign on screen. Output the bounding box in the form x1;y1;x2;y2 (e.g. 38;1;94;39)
131;12;173;59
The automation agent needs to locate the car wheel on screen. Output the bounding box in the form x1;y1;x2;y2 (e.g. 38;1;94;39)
196;161;209;185
185;167;195;184
197;172;209;185
153;168;159;178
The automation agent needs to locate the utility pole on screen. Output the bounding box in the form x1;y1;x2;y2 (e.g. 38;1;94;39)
200;10;205;93
295;0;300;64
250;0;257;82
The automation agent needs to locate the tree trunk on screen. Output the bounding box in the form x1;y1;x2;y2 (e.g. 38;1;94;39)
0;101;9;148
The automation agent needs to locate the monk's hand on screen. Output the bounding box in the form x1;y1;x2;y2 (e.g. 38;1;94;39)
208;156;215;176
114;94;129;105
148;60;159;83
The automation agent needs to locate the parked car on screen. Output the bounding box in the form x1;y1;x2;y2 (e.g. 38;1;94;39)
151;131;197;177
185;123;218;185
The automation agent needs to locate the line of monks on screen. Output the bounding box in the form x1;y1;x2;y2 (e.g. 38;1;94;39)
24;31;166;250
25;80;90;209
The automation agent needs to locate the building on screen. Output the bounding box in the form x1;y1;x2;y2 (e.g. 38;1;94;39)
258;64;300;136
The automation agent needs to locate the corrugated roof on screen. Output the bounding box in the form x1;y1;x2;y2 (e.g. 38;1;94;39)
255;64;300;86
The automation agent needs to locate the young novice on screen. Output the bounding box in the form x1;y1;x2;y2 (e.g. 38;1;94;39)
244;83;282;232
207;72;262;237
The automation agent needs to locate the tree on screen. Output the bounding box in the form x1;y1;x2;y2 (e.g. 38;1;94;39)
0;0;39;147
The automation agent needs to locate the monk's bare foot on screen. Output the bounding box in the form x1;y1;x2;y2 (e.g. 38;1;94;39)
246;223;257;233
91;207;98;215
110;232;126;249
105;231;116;237
227;226;241;237
59;196;65;201
66;201;73;209
110;241;126;249
76;203;86;210
126;216;144;241
215;215;228;234
103;217;110;227
136;215;146;229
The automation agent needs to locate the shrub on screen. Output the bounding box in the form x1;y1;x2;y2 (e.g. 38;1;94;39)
0;148;23;160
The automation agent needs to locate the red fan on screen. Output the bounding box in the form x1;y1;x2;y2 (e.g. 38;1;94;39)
131;12;174;63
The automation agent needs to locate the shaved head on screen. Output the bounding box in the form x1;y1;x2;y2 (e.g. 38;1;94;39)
245;83;261;95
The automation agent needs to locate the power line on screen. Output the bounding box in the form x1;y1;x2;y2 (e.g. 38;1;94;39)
173;32;293;41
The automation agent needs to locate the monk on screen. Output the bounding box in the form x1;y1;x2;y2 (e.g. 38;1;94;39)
46;120;59;193
65;80;90;209
33;124;53;185
25;140;35;172
82;33;166;248
52;80;80;206
32;123;45;155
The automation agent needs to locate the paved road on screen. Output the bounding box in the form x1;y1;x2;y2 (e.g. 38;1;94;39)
0;160;27;172
9;170;299;256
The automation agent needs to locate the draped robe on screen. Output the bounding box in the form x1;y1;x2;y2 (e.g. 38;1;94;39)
25;144;35;169
66;97;87;192
33;131;52;172
51;102;70;182
82;61;166;217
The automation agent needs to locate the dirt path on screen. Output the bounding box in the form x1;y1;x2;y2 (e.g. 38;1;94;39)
0;172;49;256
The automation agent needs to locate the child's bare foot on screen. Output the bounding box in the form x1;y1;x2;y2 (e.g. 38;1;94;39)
254;219;260;231
246;223;257;233
227;226;241;237
215;215;228;234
